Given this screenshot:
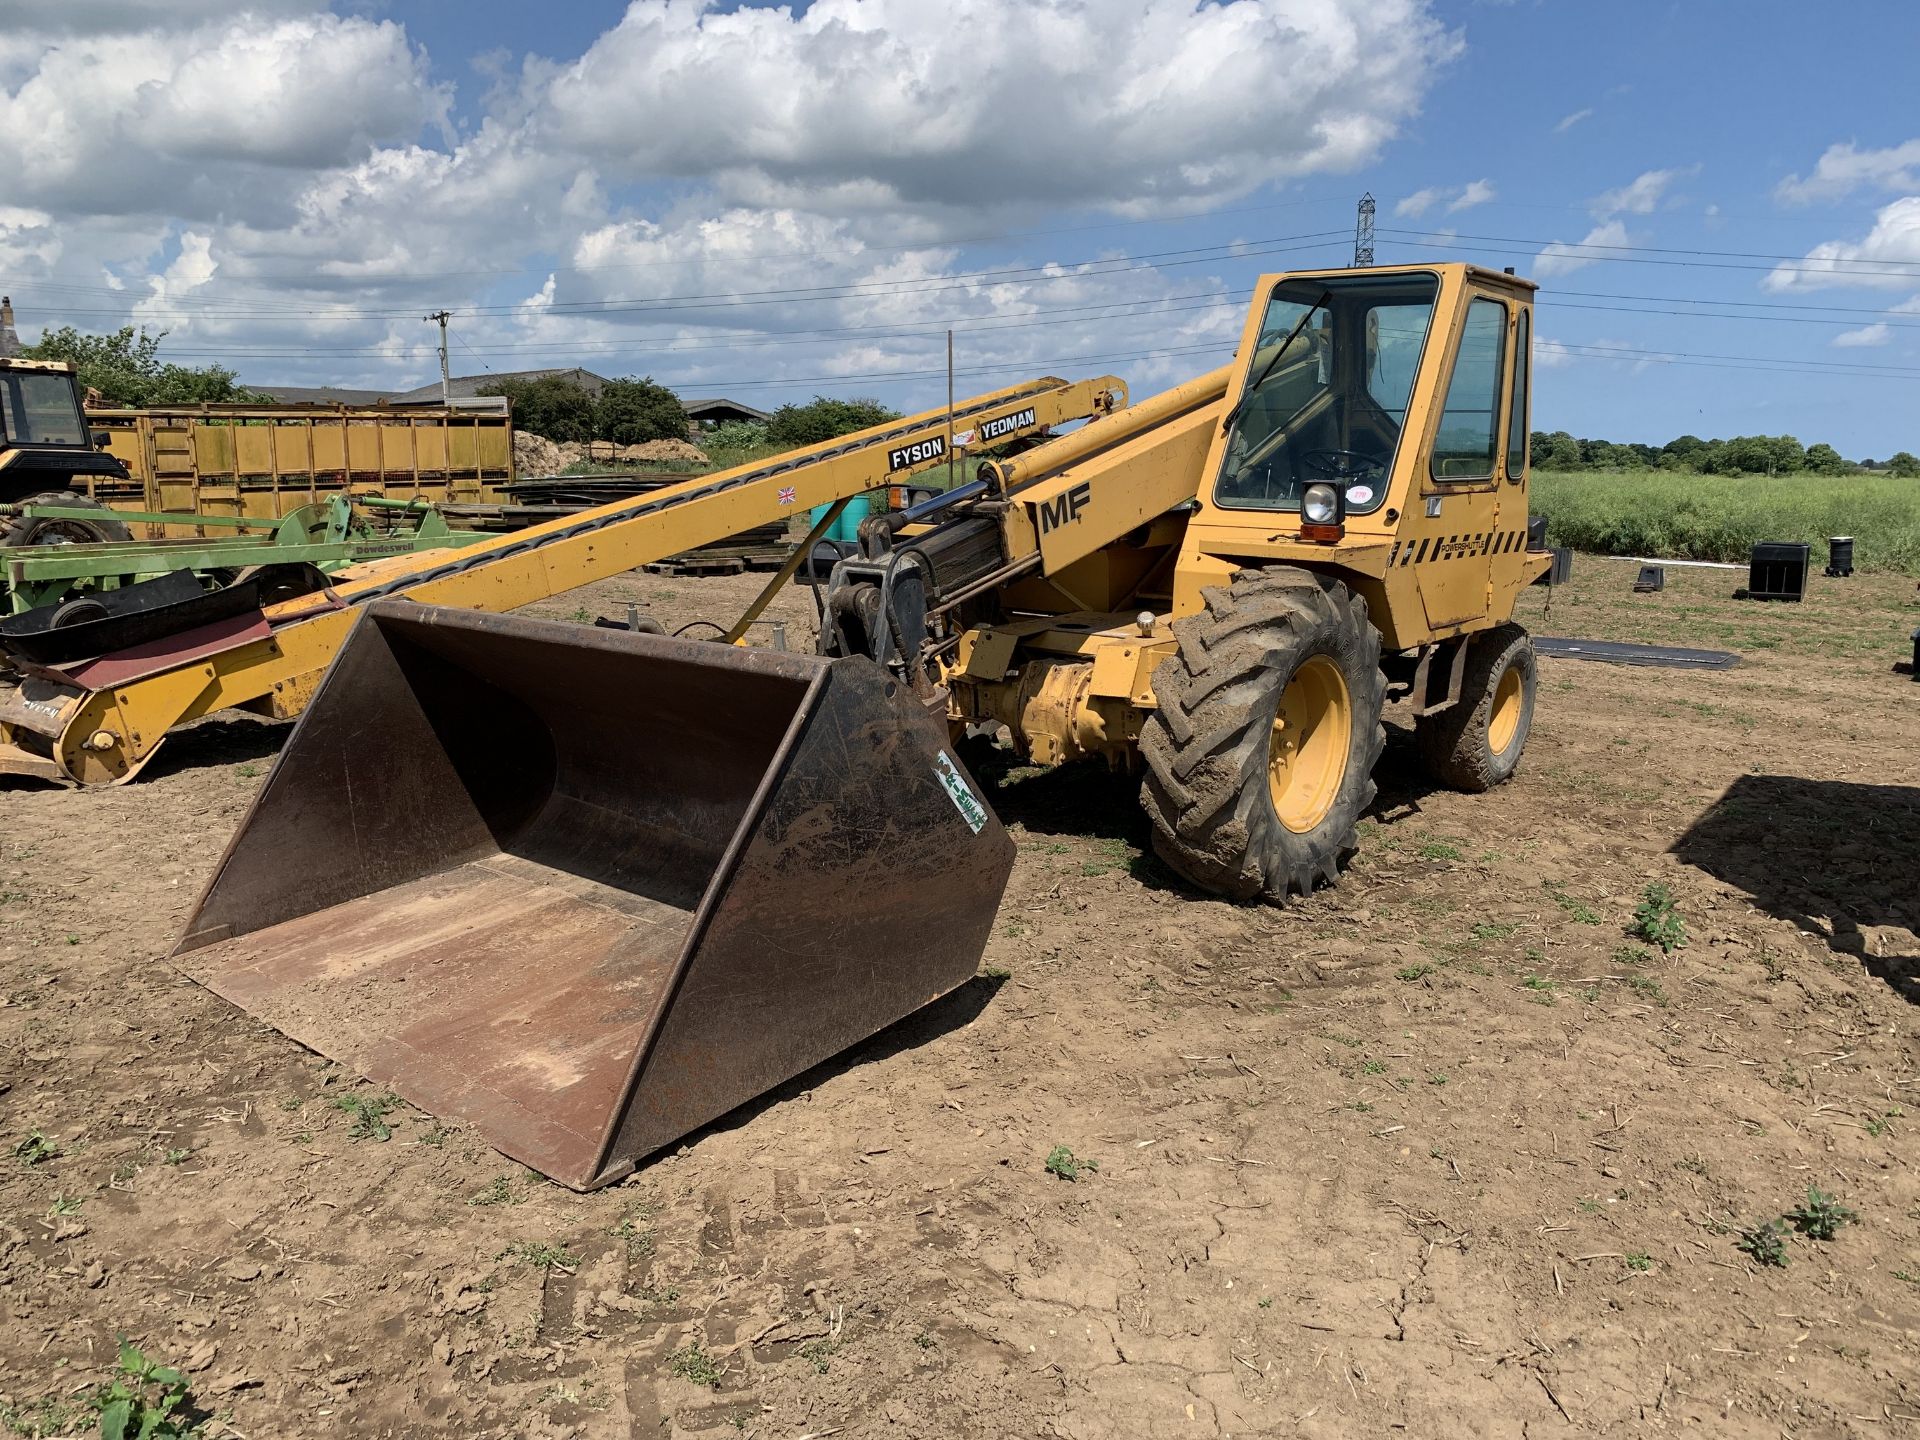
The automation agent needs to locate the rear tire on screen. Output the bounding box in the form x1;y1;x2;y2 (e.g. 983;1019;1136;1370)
2;491;133;548
1140;567;1386;902
1414;623;1536;792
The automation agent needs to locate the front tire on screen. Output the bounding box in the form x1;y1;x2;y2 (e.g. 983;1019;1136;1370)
1414;623;1536;792
1140;567;1386;902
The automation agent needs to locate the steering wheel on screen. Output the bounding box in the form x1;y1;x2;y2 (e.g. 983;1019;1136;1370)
1301;448;1385;482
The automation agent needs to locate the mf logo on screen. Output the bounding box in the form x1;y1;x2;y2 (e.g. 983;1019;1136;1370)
1035;479;1092;536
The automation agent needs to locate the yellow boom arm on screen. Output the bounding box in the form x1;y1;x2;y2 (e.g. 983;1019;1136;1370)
1;374;1123;784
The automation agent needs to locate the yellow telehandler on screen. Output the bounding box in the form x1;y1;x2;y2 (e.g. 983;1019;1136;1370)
173;262;1549;1188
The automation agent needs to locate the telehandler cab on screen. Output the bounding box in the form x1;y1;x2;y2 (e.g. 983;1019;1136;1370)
933;262;1546;899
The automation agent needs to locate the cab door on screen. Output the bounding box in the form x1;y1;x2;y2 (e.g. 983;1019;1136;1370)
1416;291;1514;632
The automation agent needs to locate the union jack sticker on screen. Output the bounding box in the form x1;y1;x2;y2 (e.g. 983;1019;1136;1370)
777;485;797;505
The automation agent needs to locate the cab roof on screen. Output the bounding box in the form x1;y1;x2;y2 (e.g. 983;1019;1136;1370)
1260;261;1538;294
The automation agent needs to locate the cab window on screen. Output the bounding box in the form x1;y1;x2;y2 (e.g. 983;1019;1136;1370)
0;371;87;447
1431;298;1507;481
1505;308;1530;480
1213;271;1440;516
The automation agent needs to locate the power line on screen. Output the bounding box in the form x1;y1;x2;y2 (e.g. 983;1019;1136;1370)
538;338;1235;393
145;277;1920;368
1381;227;1920;282
18;219;1917;397
8;232;1349;323
19;193;1356;300
1548;300;1920;331
449;328;497;379
1552;287;1920;317
142;291;1254;359
1547;340;1920;380
171;279;1920;362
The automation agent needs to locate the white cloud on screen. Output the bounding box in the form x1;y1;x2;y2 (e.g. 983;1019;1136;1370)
1831;322;1892;347
0;0;1462;400
1765;195;1920;291
1448;178;1496;213
0;13;446;223
1554;107;1592;134
1593;166;1692;218
132;232;218;333
0;206;60;275
1533;218;1629;278
1777;138;1920;204
4;2;312;35
1395;178;1493;219
1533;336;1573;368
1529;167;1692;280
1577;337;1664;373
1395;186;1446;219
1530;336;1654;371
507;204;1247;395
536;0;1461;213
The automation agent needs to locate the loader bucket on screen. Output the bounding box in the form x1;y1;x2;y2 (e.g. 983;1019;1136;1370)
173;602;1013;1189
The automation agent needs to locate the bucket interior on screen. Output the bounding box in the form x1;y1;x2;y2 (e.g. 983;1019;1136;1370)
175;608;822;1184
383;614;809;908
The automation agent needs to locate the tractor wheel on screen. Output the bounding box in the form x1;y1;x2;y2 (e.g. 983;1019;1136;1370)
2;491;133;548
1414;623;1537;792
1140;566;1386;902
50;595;111;629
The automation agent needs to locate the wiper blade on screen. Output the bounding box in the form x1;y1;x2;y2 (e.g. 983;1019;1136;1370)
1219;289;1331;435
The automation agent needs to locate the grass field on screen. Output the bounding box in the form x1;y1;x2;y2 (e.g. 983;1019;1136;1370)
1534;469;1920;573
556;452;1920;575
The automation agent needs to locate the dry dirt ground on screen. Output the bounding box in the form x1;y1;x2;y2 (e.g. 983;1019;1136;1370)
2;557;1917;1438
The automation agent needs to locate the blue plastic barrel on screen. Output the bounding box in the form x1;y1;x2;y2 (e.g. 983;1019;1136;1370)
811;493;871;544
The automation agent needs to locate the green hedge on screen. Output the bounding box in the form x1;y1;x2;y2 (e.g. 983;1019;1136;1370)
1530;470;1920;573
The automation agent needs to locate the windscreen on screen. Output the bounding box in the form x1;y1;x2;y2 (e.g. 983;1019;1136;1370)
1214;272;1440;514
0;371;86;446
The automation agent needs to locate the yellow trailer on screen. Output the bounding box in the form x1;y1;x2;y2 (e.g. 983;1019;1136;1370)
82;404;515;536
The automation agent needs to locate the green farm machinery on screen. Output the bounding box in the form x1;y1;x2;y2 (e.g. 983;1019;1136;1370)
1;493;489;618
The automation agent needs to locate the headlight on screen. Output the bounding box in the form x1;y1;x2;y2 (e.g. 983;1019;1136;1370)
1302;483;1339;524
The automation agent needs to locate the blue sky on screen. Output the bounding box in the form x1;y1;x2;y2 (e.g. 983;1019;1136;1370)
4;0;1919;457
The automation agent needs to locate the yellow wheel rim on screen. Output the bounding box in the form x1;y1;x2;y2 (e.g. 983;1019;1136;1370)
1488;662;1525;756
1268;655;1353;834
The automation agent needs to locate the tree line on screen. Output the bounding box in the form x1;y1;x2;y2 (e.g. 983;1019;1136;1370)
22;326;266;406
1530;430;1920;478
17;325;901;454
480;374;901;450
477;374;688;445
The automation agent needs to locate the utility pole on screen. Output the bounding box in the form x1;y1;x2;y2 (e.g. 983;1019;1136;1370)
1353;193;1375;268
424;310;451;403
946;328;955;487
